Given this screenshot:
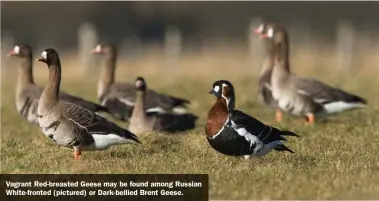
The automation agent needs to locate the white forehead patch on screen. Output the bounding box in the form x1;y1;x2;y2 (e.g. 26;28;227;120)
267;28;274;38
96;44;102;52
14;45;20;54
214;86;220;92
257;24;264;33
222;83;229;88
41;51;47;59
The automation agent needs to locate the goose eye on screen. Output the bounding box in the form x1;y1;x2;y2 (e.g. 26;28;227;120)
214;86;220;92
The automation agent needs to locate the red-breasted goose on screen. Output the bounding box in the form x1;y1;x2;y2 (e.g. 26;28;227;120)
257;23;367;124
8;45;111;125
129;77;198;134
36;48;140;160
91;43;190;121
205;80;299;158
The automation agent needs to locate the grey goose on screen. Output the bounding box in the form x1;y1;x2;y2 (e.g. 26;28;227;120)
36;48;140;159
253;24;282;122
256;23;367;124
205;80;299;158
91;43;190;121
8;45;111;125
129;77;198;134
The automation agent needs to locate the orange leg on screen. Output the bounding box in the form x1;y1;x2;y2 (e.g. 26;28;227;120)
276;110;283;123
306;113;315;125
74;150;82;160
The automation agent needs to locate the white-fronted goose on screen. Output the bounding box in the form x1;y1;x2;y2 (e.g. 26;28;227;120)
129;77;197;134
257;23;367;124
91;43;190;121
205;80;299;158
253;24;281;121
36;48;140;159
8;45;111;125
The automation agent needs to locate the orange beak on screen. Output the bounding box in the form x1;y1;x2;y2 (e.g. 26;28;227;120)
91;48;101;54
253;28;261;35
260;34;269;38
7;50;17;57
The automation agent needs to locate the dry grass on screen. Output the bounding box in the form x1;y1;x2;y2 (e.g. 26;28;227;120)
1;46;379;200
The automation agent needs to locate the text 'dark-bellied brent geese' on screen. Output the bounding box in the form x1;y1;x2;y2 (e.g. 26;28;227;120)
7;45;111;125
205;80;299;159
36;48;140;160
129;77;198;134
255;23;367;124
91;43;190;121
252;24;281;122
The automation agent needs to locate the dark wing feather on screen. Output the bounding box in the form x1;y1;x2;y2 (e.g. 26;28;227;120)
230;110;298;144
111;82;190;111
296;77;367;105
61;101;140;143
149;113;198;133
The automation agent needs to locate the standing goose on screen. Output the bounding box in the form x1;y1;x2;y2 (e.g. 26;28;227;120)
36;48;140;159
253;23;282;122
257;24;367;124
8;45;111;125
128;76;198;134
91;43;190;121
205;80;299;158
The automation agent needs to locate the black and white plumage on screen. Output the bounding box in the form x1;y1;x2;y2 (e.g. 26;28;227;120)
36;48;140;160
8;45;110;125
91;43;190;121
256;23;367;124
205;80;299;158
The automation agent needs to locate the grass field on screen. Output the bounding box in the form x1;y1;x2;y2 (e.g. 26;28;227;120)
1;48;379;200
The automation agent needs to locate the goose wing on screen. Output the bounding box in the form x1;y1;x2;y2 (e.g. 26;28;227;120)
295;77;367;105
61;101;140;144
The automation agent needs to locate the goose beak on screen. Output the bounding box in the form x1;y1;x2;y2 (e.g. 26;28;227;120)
7;50;17;57
253;28;261;35
91;48;101;54
260;34;269;39
208;89;215;94
36;57;46;62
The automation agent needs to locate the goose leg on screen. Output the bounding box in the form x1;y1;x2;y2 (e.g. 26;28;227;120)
306;113;315;125
73;147;82;160
275;110;283;123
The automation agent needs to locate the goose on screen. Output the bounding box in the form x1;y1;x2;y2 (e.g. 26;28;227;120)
256;23;367;124
205;80;299;158
7;45;111;125
36;48;140;159
91;43;190;121
253;23;282;122
128;76;198;134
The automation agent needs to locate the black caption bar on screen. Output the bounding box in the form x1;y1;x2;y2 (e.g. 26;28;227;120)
0;174;208;201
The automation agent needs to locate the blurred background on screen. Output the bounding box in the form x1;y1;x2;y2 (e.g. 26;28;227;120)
1;1;379;84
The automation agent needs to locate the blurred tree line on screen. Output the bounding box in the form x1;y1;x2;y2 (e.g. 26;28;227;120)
2;1;379;50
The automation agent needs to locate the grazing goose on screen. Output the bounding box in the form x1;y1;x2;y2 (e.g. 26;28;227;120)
36;48;140;159
205;80;299;158
7;45;110;125
253;24;282;122
129;77;198;134
257;23;367;124
91;43;190;121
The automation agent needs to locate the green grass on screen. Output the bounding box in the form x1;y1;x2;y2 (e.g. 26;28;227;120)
1;54;379;200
